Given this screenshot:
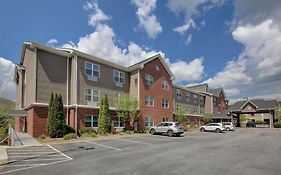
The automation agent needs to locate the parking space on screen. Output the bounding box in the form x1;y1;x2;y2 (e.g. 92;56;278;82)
0;145;72;175
1;128;281;175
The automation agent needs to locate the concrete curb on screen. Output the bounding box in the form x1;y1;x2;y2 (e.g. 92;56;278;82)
0;146;8;165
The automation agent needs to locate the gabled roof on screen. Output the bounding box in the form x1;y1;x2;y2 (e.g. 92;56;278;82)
240;100;258;110
208;88;225;97
128;54;175;80
185;83;208;93
228;99;277;112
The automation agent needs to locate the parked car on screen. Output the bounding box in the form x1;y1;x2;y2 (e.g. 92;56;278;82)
200;123;226;133
222;122;235;131
246;120;256;127
149;122;184;137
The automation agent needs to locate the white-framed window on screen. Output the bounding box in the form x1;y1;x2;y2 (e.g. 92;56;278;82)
145;96;154;106
84;89;100;102
162;80;169;90
193;94;198;104
113;70;125;84
113;92;121;102
162;98;169;108
114;116;124;127
145;116;154;127
85;62;100;78
85;115;98;127
176;103;182;112
176;89;182;98
145;74;154;85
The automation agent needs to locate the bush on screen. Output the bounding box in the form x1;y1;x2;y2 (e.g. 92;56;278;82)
37;135;46;140
136;128;147;134
63;124;75;135
0;128;8;144
81;132;97;138
79;127;97;134
274;122;281;128
64;133;76;140
125;130;134;135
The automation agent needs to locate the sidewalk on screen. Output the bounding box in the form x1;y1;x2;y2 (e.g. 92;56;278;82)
13;132;41;147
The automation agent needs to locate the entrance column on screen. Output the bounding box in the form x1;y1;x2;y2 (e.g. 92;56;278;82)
237;113;240;127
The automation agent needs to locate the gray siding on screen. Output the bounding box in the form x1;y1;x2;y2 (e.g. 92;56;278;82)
129;69;139;100
36;49;67;104
78;56;130;107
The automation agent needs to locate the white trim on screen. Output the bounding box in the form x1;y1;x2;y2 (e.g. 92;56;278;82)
84;141;122;151
137;69;140;103
33;48;37;103
240;100;259;110
85;61;100;78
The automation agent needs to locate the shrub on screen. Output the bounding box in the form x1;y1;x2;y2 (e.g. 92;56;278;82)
136;128;147;134
274;122;281;128
37;135;46;140
64;133;76;140
0;128;8;144
125;130;134;135
81;132;97;138
62;124;75;135
79;127;97;134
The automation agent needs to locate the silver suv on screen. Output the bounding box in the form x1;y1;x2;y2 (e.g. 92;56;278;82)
222;122;235;131
149;122;184;137
200;123;226;133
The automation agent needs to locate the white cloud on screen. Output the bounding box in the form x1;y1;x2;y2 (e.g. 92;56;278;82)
0;57;15;100
131;0;162;39
167;0;225;35
185;34;192;45
173;19;196;34
203;19;281;98
62;1;204;84
47;38;58;45
84;1;111;27
167;58;204;83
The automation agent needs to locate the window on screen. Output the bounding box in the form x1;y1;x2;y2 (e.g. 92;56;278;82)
145;74;154;85
114;116;124;127
162;99;169;108
84;89;100;102
85;115;98;127
85;62;100;77
162;80;169;90
113;92;121;102
193;94;198;104
145;96;154;106
145;116;154;127
176;89;182;98
176;104;182;112
163;117;169;122
113;70;125;84
186;92;191;102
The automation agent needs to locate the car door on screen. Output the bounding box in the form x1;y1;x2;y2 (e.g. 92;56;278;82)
205;123;213;131
155;123;164;133
161;123;170;133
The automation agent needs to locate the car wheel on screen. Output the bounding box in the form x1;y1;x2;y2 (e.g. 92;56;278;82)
167;130;174;137
226;127;230;131
150;129;155;135
215;128;221;133
200;128;205;132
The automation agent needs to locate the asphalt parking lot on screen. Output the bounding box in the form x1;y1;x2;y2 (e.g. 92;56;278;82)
1;128;281;175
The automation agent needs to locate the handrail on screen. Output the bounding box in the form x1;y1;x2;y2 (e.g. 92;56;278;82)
8;127;23;146
0;135;10;145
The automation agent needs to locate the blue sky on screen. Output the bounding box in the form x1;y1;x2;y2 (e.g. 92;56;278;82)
0;0;281;102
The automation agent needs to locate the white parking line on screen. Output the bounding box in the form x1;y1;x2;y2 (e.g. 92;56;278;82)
47;144;73;160
4;163;46;167
0;159;70;175
8;152;56;155
8;154;63;158
118;138;154;146
84;141;122;151
18;158;68;161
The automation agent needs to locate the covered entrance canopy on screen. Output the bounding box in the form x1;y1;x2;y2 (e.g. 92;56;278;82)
9;110;28;133
228;99;276;128
212;113;232;123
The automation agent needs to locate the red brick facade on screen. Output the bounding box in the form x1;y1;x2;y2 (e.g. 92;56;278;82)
215;92;228;114
139;58;173;128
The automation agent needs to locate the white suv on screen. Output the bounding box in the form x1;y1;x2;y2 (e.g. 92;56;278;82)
149;122;184;137
200;123;226;133
222;122;235;131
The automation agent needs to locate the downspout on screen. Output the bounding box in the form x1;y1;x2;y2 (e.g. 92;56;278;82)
66;54;70;125
74;54;78;134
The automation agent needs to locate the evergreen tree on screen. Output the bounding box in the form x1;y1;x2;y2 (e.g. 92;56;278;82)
47;93;66;138
98;94;111;134
47;93;56;137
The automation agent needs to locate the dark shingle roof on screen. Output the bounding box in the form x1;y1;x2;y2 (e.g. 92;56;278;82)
228;99;277;111
208;88;223;97
212;113;231;119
